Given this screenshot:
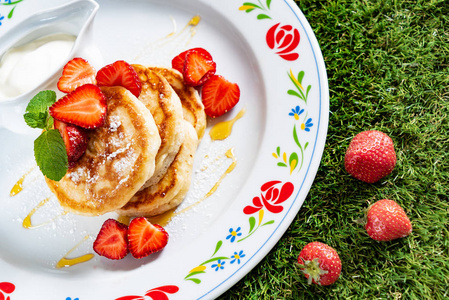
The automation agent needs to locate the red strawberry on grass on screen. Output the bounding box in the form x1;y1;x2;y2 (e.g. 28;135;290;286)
49;84;107;129
128;217;169;259
54;119;88;167
171;47;213;74
344;130;396;183
93;219;129;260
96;60;142;97
297;242;342;286
365;199;412;241
57;57;97;93
201;74;240;118
182;49;216;87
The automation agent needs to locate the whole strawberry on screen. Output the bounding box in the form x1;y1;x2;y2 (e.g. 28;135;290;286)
297;242;342;286
365;199;412;241
344;130;396;183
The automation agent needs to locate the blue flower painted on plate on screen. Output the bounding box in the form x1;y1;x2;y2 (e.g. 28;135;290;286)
230;250;246;264
301;118;313;132
211;260;225;271
0;14;4;26
289;105;304;120
66;298;79;300
226;227;242;243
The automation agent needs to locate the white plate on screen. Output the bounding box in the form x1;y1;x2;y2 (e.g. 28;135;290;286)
0;0;329;299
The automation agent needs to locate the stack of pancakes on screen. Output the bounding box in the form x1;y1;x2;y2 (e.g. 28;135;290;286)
46;66;206;217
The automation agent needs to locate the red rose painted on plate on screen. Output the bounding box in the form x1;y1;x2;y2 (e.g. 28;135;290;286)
244;181;294;214
266;23;300;61
115;285;179;300
0;282;15;300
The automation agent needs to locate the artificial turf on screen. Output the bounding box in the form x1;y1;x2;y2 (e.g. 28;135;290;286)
219;0;448;299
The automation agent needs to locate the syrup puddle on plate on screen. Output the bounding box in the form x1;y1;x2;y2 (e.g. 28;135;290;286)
209;108;245;141
56;235;94;268
117;215;131;226
148;148;237;227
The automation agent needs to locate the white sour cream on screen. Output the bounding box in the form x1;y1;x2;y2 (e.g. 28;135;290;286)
0;33;76;101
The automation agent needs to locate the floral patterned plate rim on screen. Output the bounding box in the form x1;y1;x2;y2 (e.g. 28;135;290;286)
0;0;329;299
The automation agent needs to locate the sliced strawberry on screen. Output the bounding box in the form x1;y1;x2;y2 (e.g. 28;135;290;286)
93;219;129;260
201;74;240;118
57;57;97;93
96;60;142;97
171;47;213;74
182;50;216;87
54;119;88;167
128;217;168;259
49;84;107;129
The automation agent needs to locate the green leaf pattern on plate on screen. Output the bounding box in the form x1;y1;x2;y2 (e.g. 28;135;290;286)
239;0;272;20
0;0;24;26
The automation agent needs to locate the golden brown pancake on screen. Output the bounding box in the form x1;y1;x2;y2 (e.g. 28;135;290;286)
149;67;206;140
118;121;198;216
132;64;185;189
46;86;161;216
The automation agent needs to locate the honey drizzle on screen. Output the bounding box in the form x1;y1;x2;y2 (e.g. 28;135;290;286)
149;148;237;227
209;108;246;141
134;15;201;61
163;15;200;40
172;15;201;47
56;235;94;268
23;197;50;229
22;197;67;229
10;166;36;196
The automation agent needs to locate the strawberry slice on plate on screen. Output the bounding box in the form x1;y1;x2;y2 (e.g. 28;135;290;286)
54;119;88;167
128;217;169;259
57;57;97;93
182;50;216;87
172;47;213;74
201;74;240;118
96;60;142;97
49;84;107;129
93;219;129;260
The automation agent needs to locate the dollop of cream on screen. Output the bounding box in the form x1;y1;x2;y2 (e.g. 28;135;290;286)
0;33;76;101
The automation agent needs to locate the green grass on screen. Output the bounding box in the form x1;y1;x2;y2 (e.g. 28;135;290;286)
219;0;448;299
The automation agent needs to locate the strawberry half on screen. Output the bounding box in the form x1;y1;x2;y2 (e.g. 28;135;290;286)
57;57;97;93
96;60;142;98
182;50;216;86
365;199;412;241
201;74;240;118
49;84;107;129
172;47;213;74
128;217;169;259
54;119;88;167
93;219;129;260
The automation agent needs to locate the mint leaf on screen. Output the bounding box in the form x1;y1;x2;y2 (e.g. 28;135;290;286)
25;90;57;113
34;129;68;181
24;112;48;129
24;90;56;130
